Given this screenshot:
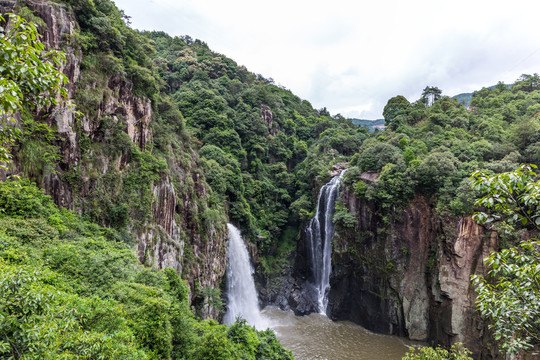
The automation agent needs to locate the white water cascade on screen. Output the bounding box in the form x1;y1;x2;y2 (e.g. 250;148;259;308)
223;223;267;329
305;170;346;314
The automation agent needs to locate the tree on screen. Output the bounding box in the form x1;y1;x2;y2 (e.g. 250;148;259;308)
421;86;442;106
514;73;540;92
470;164;540;229
355;141;405;172
415;151;458;193
0;13;68;170
383;95;411;127
470;164;540;356
509;117;540;151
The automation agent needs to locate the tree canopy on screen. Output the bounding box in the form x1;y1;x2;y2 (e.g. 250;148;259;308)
421;86;442;106
383;95;411;127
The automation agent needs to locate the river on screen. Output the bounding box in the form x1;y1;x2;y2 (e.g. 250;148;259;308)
262;306;418;360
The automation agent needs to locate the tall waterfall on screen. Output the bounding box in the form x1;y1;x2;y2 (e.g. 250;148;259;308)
223;223;266;329
306;170;346;314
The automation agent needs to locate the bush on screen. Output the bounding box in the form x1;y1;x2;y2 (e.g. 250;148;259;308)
0;263;148;359
356;141;405;172
402;343;473;360
0;179;58;219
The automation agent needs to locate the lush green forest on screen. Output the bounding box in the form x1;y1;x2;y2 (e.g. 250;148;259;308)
1;0;540;358
11;0;366;257
0;1;295;358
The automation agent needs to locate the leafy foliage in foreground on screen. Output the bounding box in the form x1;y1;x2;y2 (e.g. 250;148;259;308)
470;165;540;355
471;164;540;229
473;240;540;355
0;180;293;359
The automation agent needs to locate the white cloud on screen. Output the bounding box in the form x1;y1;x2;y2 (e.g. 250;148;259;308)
113;0;540;118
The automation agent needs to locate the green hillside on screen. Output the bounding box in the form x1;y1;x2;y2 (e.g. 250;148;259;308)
144;30;366;250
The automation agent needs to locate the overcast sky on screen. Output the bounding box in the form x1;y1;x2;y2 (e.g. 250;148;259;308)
113;0;540;119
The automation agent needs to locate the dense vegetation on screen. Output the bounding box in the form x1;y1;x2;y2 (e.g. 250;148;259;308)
11;0;366;264
336;75;540;229
2;2;238;321
0;180;293;359
1;3;295;358
144;29;366;255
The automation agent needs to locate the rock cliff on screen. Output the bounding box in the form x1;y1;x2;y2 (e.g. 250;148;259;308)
326;186;497;358
3;0;228;319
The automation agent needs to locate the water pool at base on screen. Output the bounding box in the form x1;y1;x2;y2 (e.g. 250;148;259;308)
262;306;421;360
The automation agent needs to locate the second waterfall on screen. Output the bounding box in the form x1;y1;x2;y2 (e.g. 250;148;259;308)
306;170;346;314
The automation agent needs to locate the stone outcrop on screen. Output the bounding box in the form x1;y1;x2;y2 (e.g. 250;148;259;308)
255;247;319;316
260;104;279;136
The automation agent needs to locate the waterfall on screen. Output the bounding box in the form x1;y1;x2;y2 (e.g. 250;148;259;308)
306;170;346;314
223;223;266;329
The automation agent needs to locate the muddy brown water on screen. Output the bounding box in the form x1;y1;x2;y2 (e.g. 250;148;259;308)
262;306;421;360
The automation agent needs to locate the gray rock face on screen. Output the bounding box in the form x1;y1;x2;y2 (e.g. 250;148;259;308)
260;104;279;136
257;268;319;316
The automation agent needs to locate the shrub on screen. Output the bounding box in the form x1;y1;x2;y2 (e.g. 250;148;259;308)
402;343;473;360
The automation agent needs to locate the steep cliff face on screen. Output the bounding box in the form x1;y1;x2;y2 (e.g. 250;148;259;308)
326;185;497;358
4;0;228;318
